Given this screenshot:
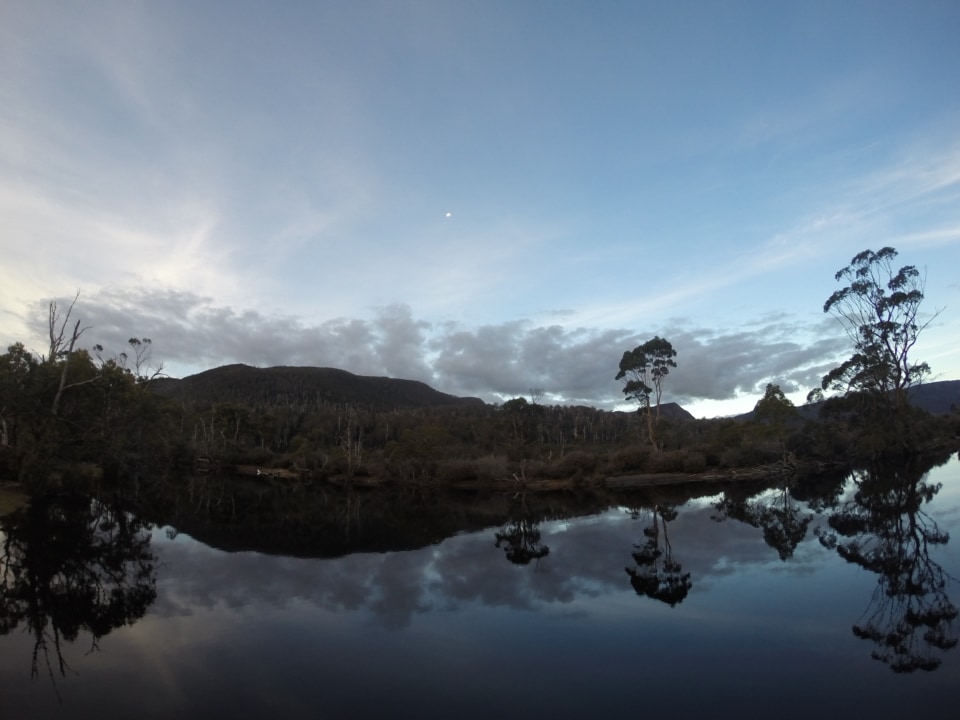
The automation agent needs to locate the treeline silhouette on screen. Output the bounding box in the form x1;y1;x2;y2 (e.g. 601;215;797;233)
2;336;959;495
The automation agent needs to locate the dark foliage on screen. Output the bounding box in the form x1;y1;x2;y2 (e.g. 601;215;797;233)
0;494;157;688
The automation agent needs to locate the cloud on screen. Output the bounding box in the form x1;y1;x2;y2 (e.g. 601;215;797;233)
148;492;829;630
25;287;849;409
663;316;848;403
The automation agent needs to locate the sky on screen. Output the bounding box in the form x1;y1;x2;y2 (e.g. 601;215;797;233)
2;0;959;418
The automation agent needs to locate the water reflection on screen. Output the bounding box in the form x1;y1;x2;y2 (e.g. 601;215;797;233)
625;503;692;606
1;454;958;718
713;478;814;560
494;495;550;565
0;495;157;691
815;456;959;672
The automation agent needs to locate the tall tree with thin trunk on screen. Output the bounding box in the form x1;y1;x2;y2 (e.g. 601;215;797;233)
818;247;938;415
616;336;677;448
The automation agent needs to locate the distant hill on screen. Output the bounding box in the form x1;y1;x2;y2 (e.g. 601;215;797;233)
656;402;695;422
745;379;960;421
154;367;960;419
907;380;960;414
152;364;484;411
153;364;703;417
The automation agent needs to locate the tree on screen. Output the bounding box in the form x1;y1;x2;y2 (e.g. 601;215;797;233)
501;397;534;448
616;336;677;448
818;247;938;414
46;294;91;417
0;299;177;486
752;383;798;459
0;343;39;449
94;337;165;384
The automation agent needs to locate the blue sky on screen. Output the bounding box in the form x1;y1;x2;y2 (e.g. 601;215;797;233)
2;0;958;417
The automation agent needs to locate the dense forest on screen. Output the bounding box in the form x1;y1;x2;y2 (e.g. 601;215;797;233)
1;339;957;493
0;247;958;497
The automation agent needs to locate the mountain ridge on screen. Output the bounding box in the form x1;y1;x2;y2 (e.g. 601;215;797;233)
734;379;960;421
151;364;485;411
152;364;960;419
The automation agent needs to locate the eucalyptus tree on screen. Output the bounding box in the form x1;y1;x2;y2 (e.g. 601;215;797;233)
0;343;39;450
616;336;677;448
752;383;799;459
0;299;177;486
818;247;938;414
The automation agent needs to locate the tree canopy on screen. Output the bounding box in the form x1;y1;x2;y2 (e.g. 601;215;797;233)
819;247;937;413
616;336;677;448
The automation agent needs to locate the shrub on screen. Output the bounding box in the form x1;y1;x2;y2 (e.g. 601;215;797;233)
234;447;274;466
648;450;687;473
610;445;651;473
473;455;508;482
435;455;508;484
681;450;707;473
545;451;597;479
719;445;778;468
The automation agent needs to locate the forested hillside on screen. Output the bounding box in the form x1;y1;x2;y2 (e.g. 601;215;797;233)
151;364;484;411
2;334;957;494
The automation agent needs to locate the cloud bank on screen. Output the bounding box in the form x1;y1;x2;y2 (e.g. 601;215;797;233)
27;288;848;411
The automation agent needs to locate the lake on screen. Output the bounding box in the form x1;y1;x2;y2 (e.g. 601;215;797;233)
2;453;958;719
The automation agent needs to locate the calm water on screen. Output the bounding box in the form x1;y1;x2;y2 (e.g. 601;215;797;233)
2;454;959;719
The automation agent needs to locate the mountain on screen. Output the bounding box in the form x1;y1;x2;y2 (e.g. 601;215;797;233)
742;379;960;421
907;380;960;414
152;366;959;419
153;364;703;417
151;364;484;411
657;402;695;422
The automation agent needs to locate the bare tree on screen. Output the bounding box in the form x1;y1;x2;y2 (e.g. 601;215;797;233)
47;292;91;417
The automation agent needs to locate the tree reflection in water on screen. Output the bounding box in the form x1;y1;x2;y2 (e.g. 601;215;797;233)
625;503;691;607
0;494;157;693
712;479;813;560
494;496;550;566
816;456;959;673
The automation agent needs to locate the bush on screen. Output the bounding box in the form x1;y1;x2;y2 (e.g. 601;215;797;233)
234;447;274;466
435;455;508;484
719;445;778;468
545;451;597;479
473;455;508;481
648;450;687;473
681;450;707;473
435;459;479;483
609;445;651;473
